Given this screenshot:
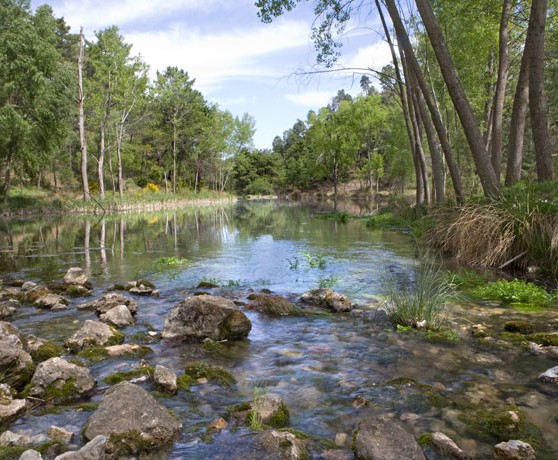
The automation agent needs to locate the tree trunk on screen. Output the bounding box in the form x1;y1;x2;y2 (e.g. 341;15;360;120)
526;0;554;181
505;51;529;186
77;27;90;201
490;0;512;182
116;113;125;199
172;120;177;194
383;0;464;204
98;121;106;198
415;0;499;198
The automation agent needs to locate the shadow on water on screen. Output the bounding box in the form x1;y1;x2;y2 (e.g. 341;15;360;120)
1;200;557;459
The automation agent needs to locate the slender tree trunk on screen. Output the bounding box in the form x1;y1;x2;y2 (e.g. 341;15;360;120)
383;0;464;204
77;27;90;201
116;117;125;199
526;0;554;181
415;0;499;198
505;51;529;185
172;120;177;194
99;121;106;198
490;0;512;182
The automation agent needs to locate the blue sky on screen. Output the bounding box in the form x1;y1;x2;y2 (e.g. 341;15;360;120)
31;0;391;149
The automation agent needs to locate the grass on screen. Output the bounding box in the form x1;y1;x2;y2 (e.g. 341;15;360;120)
471;279;555;307
301;251;327;269
385;260;454;330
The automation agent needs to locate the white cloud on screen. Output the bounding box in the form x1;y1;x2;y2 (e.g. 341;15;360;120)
343;40;393;73
127;19;311;93
285;91;333;107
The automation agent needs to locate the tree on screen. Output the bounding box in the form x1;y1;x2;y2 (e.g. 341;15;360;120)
77;27;90;201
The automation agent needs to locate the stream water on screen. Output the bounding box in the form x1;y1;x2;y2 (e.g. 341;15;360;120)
1;200;557;459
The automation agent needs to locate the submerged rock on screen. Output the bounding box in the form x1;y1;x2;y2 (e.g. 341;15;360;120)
28;357;96;403
246;294;304;316
352;416;426;460
163;295;251;342
493;439;535;460
301;288;352;312
83;382;182;456
65;320;124;351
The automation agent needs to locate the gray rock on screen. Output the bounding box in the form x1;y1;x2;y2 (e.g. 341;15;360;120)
0;299;19;319
493;440;536;460
301;288;352;312
352;416;426;460
34;293;69;310
154;365;177;394
431;432;463;458
99;304;134;328
0;327;35;389
83;382;182;455
28;357;96;402
79;293;138;315
0;382;16;401
252;430;306;460
0;399;27;426
63;267;88;286
538;366;558;383
49;426;74;445
19;450;43;460
163;295;251;342
65;320;123;351
54;435;107;460
0;430;32;447
250;394;290;428
21;281;38;291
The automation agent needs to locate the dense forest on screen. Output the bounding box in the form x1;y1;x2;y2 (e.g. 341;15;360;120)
1;0;557;205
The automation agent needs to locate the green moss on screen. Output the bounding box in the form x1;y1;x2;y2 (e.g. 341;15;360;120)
416;433;434;447
103;366;154;385
202;339;225;353
266;401;290;428
0;446;27;459
277;427;311;439
31;342;65;364
176;374;194;392
36;401;98;416
424;329;459;344
526;333;558;346
107;329;126;346
184;362;236;388
224;401;251;415
504;321;536;335
109;429;156;455
43;378;81;402
77;346;110;362
65;285;91;297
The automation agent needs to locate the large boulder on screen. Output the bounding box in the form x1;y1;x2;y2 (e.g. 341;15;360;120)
99;305;134;328
65;320;124;351
352;416;426;460
0;322;35;389
163;295;251;342
301;288;352;312
78;293;138;315
27;357;96;403
83;382;182;456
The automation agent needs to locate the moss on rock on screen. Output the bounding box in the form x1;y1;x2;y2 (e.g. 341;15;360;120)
184;361;236;388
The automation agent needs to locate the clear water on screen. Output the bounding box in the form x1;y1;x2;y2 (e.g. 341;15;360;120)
1;200;557;459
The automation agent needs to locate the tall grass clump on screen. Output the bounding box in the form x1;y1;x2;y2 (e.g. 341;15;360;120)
427;180;558;279
385;261;454;330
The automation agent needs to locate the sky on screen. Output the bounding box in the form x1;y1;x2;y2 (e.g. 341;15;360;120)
31;0;392;149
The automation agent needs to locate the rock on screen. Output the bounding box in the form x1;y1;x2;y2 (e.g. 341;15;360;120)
252;430;307;460
28;357;96;402
25;336;64;363
21;281;38;291
83;382;182;456
301;288;352;312
64;284;92;298
49;426;74;445
504;321;535;335
79;293;138;315
0;382;16;401
65;320;124;351
250;394;290;428
209;417;228;431
19;450;43;460
125;280;159;296
163;295;251;342
105;344;148;357
246;294;303;316
0;430;32;447
431;432;463;458
538;366;558;383
63;267;88;286
154;365;177;394
335;433;349;447
99;304;134;328
0;324;35;389
0;399;27;425
352;416;426;460
54;435;107;460
0;299;19;319
493;440;536;460
33;293;69;310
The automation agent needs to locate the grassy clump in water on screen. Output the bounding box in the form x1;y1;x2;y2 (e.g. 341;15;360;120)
184;362;236;388
365;211;408;229
385;261;454;331
471;279;554;307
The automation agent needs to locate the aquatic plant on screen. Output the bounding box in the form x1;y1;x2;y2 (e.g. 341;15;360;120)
302;250;327;269
385;261;454;330
471;279;554;307
247;386;266;430
155;256;189;267
317;275;338;288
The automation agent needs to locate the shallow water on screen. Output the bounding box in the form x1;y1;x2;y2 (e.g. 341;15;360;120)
1;200;557;459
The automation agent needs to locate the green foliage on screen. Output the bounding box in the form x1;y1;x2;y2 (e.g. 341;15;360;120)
155;256;189;267
385;261;454;330
317;275;338;288
302;250;327;269
103;366;154;385
365;211;407;229
183;362;236;388
471;279;554;307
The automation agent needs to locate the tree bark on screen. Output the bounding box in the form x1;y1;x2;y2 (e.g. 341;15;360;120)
490;0;512;182
77;27;90;201
505;49;529;186
526;0;554;181
415;0;499;198
382;0;464;204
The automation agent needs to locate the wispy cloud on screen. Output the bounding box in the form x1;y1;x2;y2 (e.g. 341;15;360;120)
285;91;333;107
